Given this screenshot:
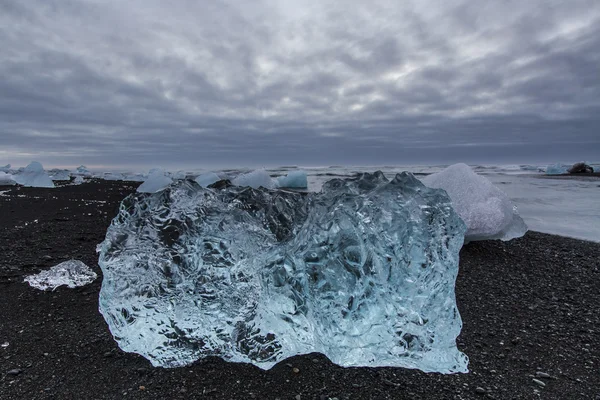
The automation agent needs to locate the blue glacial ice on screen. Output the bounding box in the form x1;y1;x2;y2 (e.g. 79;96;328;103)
422;163;527;242
195;172;221;187
545;163;569;175
137;168;173;193
98;172;468;373
13;162;55;188
277;170;308;188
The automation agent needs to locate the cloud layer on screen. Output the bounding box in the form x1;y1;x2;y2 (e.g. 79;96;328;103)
1;0;599;168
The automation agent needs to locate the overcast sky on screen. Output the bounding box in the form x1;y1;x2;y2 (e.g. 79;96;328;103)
1;0;599;170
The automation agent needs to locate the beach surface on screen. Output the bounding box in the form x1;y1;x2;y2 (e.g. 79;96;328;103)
1;181;599;399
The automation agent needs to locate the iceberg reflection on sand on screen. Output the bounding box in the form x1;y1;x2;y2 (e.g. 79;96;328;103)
98;172;468;373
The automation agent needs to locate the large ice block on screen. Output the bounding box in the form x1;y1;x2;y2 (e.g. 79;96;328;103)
422;163;527;242
98;172;468;373
13;162;55;188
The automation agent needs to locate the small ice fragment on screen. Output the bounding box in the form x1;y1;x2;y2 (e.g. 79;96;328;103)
1;342;8;348
24;260;97;291
232;169;275;189
71;176;85;185
276;170;308;188
195;172;221;187
137;168;173;193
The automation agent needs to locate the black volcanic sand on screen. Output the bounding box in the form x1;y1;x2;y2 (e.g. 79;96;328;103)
1;181;599;400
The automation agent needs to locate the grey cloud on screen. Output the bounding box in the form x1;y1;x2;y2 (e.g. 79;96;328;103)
0;0;599;169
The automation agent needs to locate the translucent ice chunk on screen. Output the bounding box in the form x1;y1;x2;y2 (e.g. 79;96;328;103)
103;172;124;181
422;163;527;242
76;165;93;177
171;170;187;180
71;176;85;185
137;168;173;193
13;162;55;188
545;164;569;175
25;260;97;291
99;172;468;373
195;172;221;187
276;170;308;188
232;169;275;189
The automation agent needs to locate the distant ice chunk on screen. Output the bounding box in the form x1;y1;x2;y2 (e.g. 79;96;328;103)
0;164;10;172
137;168;173;193
545;164;569;175
0;171;16;186
74;165;93;178
49;169;71;181
103;172;124;181
195;172;221;187
25;260;97;291
71;176;85;185
232;169;275;189
276;170;308;188
13;162;55;188
422;163;527;242
99;172;468;373
122;173;145;182
171;170;186;180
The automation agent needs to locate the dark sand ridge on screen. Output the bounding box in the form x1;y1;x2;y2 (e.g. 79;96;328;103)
0;180;598;399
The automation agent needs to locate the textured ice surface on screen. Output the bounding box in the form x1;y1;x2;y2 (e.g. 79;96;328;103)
277;170;308;188
13;162;55;188
422;163;527;242
137;169;173;193
99;172;468;373
0;172;15;186
545;164;569;175
0;164;11;172
195;172;221;187
232;169;275;189
25;260;97;291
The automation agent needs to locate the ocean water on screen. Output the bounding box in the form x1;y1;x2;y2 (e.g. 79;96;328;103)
254;164;599;243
